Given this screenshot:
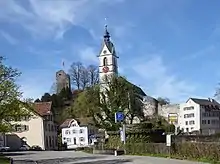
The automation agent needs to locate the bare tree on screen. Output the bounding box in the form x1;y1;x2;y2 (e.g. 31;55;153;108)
69;62;99;90
49;82;57;94
87;65;99;86
80;66;89;90
69;62;84;90
157;97;170;106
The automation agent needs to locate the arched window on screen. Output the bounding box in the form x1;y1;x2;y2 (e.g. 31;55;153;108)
103;57;107;66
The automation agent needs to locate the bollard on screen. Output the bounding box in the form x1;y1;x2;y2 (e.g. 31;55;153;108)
10;158;13;164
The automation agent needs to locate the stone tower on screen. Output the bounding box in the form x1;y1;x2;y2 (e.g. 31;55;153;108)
56;70;71;94
98;25;119;89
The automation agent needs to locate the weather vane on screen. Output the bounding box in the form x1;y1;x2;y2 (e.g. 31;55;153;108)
104;17;108;28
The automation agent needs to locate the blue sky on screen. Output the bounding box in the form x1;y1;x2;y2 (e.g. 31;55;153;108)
1;0;220;103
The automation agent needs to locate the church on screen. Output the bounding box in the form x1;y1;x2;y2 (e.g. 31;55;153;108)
97;25;163;123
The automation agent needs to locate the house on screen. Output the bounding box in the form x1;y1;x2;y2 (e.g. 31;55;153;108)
60;117;98;149
6;102;58;150
179;98;220;135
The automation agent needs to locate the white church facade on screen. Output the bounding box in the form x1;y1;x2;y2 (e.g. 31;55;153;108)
98;25;119;89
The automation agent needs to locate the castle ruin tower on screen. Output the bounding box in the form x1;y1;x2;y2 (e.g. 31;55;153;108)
56;70;71;94
98;25;119;90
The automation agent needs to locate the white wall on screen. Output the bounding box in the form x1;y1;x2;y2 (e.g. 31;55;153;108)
179;99;200;133
62;126;89;149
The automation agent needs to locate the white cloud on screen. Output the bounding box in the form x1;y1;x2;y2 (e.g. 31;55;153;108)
131;55;196;102
0;30;18;45
0;0;125;39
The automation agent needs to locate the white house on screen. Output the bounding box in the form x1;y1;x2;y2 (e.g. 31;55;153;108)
179;98;220;135
60;118;98;149
6;102;58;150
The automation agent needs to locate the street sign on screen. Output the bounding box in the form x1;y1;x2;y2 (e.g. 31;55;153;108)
166;134;171;147
115;112;124;123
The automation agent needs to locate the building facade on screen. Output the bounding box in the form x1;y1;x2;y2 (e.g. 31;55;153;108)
6;102;58;150
179;98;220;135
98;25;118;90
60;118;98;149
56;70;71;94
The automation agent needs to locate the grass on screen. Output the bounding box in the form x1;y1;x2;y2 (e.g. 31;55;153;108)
127;153;220;164
0;156;10;164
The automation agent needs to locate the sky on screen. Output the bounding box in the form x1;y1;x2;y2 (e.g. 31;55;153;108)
1;0;220;103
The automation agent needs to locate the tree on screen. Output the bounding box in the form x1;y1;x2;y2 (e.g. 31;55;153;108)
69;62;99;90
69;62;84;90
87;65;99;86
40;93;51;102
214;83;220;100
157;97;170;105
70;75;144;130
0;56;31;132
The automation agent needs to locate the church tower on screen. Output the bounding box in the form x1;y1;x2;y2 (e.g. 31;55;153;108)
98;25;119;86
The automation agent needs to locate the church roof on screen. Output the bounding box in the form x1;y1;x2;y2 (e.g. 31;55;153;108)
98;25;117;56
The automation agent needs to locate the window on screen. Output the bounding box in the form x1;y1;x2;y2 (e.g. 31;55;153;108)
48;124;50;131
24;125;29;131
79;137;85;142
51;125;54;131
49;136;52;147
66;138;71;143
184;113;194;118
208;120;210;124
185;121;188;125
72;129;76;134
65;130;70;135
73;138;76;145
79;129;84;133
202;120;206;124
189;120;195;125
46;136;48;148
103;57;108;66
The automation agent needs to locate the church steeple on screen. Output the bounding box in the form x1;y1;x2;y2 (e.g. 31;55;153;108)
104;25;110;42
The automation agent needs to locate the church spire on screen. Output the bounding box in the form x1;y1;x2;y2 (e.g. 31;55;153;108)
103;25;110;42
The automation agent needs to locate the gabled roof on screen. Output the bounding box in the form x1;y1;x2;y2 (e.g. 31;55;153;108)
33;102;52;116
60;118;75;129
60;117;94;129
188;98;220;106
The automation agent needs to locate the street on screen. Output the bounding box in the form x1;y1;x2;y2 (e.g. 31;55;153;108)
4;151;208;164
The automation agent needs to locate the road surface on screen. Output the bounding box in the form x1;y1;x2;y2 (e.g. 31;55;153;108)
4;151;208;164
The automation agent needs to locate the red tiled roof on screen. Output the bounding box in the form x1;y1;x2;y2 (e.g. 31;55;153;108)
33;102;52;116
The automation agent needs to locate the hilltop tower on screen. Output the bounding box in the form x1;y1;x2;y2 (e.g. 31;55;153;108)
98;25;119;89
56;70;71;94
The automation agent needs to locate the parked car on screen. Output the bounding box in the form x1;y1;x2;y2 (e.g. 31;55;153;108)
19;145;30;151
0;146;10;152
30;145;42;151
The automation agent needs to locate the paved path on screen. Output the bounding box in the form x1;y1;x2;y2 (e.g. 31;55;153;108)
4;151;208;164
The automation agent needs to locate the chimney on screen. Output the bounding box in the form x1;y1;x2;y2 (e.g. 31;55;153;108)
208;98;213;102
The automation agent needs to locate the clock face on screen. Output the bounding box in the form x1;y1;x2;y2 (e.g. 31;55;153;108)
103;66;109;73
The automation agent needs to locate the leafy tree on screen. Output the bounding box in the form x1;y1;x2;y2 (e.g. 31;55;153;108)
71;76;144;130
157;97;170;105
0;56;31;132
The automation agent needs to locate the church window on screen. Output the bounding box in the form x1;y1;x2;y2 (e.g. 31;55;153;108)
103;57;108;66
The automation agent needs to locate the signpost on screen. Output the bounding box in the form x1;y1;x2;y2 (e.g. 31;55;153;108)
115;112;126;144
166;134;172;158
